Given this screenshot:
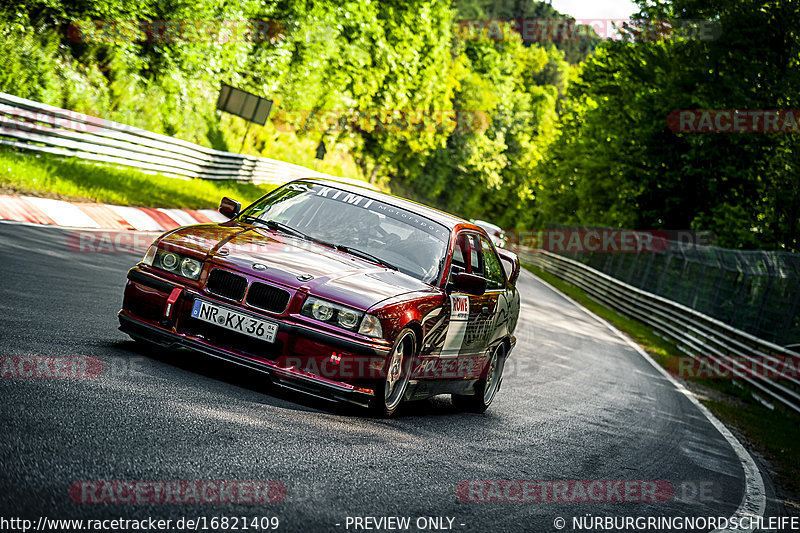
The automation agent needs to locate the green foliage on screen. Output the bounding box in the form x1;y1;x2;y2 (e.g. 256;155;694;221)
453;0;599;64
537;0;800;251
0;0;566;229
0;0;362;175
0;23;62;105
3;0;792;252
393;22;566;229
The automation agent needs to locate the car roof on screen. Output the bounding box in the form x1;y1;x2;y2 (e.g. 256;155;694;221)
473;219;503;233
293;177;468;230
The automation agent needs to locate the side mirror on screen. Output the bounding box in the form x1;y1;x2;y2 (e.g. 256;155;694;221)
497;249;520;285
219;197;241;219
449;272;487;296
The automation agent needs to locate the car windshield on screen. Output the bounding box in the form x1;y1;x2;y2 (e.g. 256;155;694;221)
239;182;450;284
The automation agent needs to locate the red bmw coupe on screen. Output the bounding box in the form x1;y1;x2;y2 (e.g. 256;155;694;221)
119;178;520;416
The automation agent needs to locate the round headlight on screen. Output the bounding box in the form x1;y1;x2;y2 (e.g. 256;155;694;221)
161;252;179;270
338;310;360;329
180;257;202;279
312;302;334;321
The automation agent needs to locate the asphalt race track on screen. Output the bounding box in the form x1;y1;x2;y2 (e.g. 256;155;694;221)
0;222;783;532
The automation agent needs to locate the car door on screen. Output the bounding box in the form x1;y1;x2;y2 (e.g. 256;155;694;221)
431;231;504;381
438;231;473;360
460;233;504;358
477;234;514;343
439;231;497;353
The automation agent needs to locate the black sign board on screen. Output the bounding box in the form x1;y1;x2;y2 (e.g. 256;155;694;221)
315;140;327;160
216;83;273;125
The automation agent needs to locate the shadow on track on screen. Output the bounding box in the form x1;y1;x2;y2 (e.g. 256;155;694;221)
108;339;486;421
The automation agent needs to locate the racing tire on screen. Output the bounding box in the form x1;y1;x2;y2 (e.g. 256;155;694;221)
369;328;416;417
452;342;506;413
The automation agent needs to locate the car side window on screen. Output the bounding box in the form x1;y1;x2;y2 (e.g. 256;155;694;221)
451;232;481;281
479;236;506;290
451;232;493;282
468;234;483;276
451;233;468;273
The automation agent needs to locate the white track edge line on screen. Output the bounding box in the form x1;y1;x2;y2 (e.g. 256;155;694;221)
524;270;767;532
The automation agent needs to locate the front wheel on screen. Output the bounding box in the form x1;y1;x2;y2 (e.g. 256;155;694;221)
369;328;416;417
452;342;506;413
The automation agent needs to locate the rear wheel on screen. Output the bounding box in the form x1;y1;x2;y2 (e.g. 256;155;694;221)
370;328;416;417
452;342;506;413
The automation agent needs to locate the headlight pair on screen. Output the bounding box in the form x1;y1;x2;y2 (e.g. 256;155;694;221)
143;246;203;281
301;297;383;338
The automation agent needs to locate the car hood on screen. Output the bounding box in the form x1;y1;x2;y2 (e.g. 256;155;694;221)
160;224;437;310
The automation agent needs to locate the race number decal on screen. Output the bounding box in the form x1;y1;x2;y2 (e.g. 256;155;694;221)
441;295;469;355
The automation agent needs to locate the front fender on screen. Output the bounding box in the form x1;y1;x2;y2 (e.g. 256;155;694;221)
369;291;445;344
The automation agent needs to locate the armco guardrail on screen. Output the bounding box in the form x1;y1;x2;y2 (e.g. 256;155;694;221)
532;224;800;347
0;92;371;187
520;248;800;415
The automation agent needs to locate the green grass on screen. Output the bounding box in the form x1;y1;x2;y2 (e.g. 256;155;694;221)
524;262;800;509
0;146;278;209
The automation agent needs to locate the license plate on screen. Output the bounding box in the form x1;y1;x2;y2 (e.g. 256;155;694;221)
191;299;278;343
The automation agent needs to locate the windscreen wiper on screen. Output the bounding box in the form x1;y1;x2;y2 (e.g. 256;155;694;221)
260;219;310;240
338;246;398;271
244;217;338;249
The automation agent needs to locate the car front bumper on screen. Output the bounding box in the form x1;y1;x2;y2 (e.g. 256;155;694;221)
119;267;393;408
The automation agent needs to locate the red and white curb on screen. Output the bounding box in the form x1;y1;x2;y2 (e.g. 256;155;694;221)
0;195;227;231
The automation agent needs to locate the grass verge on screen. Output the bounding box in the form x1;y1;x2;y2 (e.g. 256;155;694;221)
0;146;278;209
524;262;800;512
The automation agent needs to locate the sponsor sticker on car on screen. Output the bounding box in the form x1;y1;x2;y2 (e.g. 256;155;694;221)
441;295;470;355
191;299;278;343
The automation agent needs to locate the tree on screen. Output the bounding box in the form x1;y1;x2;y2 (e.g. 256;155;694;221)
537;0;800;251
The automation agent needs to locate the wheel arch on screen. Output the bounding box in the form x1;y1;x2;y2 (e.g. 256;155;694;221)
500;335;513;356
401;320;424;355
